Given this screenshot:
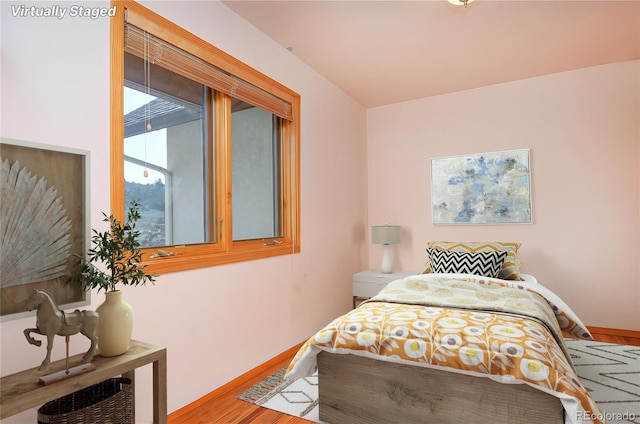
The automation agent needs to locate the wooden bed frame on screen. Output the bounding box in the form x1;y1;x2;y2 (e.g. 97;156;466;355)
317;351;564;424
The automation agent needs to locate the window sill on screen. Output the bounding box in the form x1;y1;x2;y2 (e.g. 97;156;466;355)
140;243;300;275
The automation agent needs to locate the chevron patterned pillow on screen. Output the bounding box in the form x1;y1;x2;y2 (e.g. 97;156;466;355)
422;241;522;280
427;248;508;278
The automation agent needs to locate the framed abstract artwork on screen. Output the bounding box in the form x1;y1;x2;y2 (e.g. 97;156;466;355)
0;138;90;321
431;149;532;225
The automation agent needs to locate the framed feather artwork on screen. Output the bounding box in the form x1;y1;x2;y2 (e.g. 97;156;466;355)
0;138;90;321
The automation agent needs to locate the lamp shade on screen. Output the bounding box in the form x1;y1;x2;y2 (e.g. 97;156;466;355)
371;225;401;245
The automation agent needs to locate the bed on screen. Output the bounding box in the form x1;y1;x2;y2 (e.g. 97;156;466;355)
285;242;604;424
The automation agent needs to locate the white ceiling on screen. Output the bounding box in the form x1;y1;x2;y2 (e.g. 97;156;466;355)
223;0;640;108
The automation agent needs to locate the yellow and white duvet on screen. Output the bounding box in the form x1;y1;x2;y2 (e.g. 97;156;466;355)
286;274;604;424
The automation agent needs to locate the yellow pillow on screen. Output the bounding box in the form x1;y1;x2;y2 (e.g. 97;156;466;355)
422;241;522;280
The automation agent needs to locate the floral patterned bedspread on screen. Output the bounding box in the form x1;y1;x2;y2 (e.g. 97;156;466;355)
285;274;604;424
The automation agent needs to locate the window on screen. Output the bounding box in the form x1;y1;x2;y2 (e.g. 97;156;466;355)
111;1;300;274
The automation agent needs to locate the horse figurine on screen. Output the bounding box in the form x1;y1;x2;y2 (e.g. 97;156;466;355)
24;289;99;371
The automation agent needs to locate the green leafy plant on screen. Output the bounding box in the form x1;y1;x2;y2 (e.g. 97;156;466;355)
71;201;156;293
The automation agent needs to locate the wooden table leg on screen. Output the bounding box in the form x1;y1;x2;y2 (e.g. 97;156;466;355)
123;370;136;422
153;349;168;424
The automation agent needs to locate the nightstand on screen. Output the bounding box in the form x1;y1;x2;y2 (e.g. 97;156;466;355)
353;269;417;307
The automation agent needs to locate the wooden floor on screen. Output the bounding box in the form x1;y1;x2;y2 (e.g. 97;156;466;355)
168;328;640;424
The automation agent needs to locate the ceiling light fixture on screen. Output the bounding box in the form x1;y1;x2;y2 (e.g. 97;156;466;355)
448;0;474;7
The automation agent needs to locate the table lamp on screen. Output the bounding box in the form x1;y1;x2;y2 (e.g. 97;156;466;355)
371;225;401;273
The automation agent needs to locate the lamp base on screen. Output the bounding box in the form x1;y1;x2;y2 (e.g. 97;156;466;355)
381;244;393;274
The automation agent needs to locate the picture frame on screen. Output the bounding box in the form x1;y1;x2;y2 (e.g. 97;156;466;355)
0;138;90;321
431;149;532;225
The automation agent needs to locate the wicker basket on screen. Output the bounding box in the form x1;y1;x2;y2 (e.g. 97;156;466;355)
37;378;133;424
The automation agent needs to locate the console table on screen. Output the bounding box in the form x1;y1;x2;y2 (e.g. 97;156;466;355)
0;340;167;424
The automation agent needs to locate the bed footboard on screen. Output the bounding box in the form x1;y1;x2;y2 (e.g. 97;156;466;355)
317;352;563;424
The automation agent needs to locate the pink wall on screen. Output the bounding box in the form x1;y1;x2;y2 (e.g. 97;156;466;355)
0;2;367;422
367;60;640;331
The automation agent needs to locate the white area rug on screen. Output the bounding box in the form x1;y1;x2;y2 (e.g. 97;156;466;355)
237;368;318;422
566;339;640;423
238;340;639;423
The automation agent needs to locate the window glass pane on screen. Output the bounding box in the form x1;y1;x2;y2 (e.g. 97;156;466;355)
124;56;212;248
231;98;283;241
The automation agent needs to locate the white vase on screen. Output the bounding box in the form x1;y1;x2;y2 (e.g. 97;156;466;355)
96;290;133;357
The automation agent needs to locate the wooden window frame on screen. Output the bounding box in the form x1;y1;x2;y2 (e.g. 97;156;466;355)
110;1;300;274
